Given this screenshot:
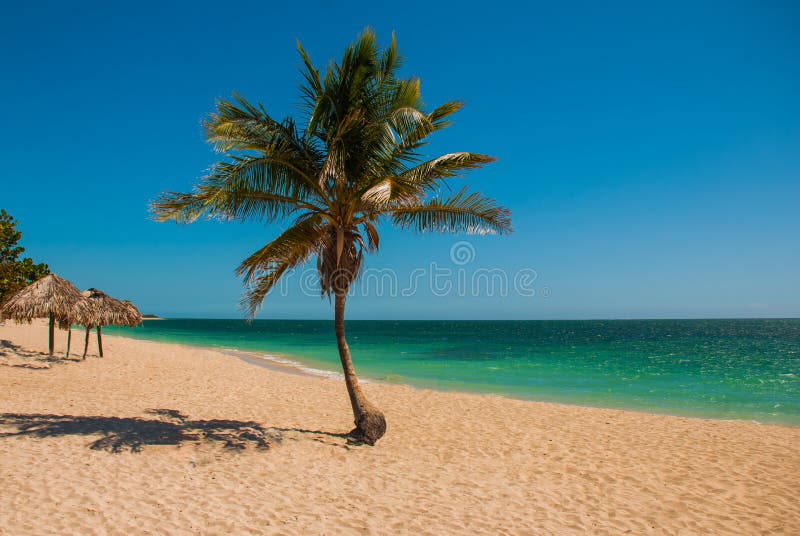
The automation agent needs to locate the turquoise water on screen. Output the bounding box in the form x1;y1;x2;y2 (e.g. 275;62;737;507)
105;319;800;425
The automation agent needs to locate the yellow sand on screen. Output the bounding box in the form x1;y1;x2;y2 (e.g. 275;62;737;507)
1;321;798;535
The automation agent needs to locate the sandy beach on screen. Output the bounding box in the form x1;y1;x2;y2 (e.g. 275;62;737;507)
1;321;798;535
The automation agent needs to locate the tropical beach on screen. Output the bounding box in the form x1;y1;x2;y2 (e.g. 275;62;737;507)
2;320;799;534
3;2;799;534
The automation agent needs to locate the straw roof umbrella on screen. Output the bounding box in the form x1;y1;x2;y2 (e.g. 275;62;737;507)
119;300;143;327
78;289;142;358
0;274;86;356
1;274;84;356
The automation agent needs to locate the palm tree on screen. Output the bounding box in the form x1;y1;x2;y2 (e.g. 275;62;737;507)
151;29;512;444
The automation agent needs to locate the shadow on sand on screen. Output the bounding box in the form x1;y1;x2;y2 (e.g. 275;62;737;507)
0;339;77;368
0;409;359;453
0;409;277;452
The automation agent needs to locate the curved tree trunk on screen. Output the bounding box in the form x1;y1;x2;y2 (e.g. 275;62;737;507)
334;292;386;444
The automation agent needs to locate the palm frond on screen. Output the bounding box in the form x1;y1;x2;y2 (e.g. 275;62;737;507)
362;220;380;252
237;215;327;316
389;187;512;235
360;152;496;209
240;264;293;318
205;96;324;188
151;154;324;223
236;215;325;282
296;40;323;119
378;32;402;81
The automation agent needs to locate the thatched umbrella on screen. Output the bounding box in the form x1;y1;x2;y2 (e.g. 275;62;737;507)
0;274;86;356
119;300;143;326
77;289;142;358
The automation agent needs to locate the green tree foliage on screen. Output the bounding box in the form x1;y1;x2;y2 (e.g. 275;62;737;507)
0;210;50;304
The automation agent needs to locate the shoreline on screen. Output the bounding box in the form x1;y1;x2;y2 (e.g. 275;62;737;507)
2;321;799;534
106;329;800;429
228;345;799;429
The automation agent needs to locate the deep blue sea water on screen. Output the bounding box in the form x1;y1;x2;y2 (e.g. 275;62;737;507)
105;319;800;425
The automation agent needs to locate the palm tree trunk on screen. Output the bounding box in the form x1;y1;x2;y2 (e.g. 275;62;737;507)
334;292;386;444
48;313;54;356
83;326;90;359
66;326;71;358
97;326;103;357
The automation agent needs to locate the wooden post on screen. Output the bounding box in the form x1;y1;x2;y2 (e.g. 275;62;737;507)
66;326;72;358
83;326;90;359
48;313;54;356
97;326;103;357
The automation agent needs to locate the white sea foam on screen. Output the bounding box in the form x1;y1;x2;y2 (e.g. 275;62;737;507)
222;348;343;381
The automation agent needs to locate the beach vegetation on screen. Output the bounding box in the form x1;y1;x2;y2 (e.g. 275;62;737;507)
0;209;50;306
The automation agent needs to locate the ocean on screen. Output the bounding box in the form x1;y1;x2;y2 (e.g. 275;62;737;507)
104;318;800;425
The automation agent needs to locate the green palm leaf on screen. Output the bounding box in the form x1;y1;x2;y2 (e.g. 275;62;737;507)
389;187;512;235
237;215;327;316
360;152;497;210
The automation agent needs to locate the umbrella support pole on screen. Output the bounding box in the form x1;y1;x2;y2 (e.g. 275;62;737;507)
66;327;71;358
48;313;54;356
97;326;103;357
83;326;90;359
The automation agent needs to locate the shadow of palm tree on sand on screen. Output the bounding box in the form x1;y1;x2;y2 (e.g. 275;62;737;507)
0;409;277;452
0;409;360;452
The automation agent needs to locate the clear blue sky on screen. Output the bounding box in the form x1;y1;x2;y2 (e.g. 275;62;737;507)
1;0;798;319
